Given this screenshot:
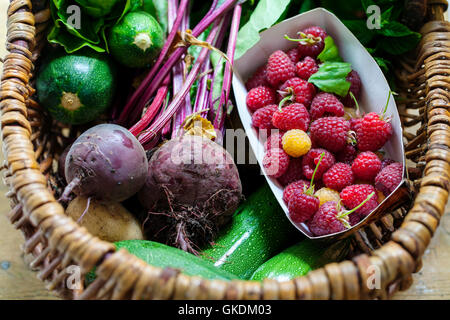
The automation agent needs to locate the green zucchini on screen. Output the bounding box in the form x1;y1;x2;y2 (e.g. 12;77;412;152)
86;240;238;284
36;49;117;125
201;185;300;279
108;11;165;68
250;239;351;281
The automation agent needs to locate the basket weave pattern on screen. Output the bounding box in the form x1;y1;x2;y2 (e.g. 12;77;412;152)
1;0;449;299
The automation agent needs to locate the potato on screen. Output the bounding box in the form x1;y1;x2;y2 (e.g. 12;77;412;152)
66;196;144;242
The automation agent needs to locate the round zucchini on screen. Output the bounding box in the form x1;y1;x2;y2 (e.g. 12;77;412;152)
36;49;117;125
108;11;164;68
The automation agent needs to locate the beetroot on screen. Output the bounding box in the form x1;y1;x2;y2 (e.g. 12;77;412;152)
138;135;242;254
62;124;148;203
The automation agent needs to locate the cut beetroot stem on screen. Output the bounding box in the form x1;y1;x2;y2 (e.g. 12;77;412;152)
129;76;170;136
213;4;241;130
138;22;222;146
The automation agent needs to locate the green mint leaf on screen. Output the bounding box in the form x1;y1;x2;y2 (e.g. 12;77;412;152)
365;47;376;54
343;20;375;46
380;6;394;22
235;0;292;60
377;32;421;55
299;0;316;14
377;21;420;37
317;36;343;62
373;56;391;74
361;0;376;11
308;62;352;97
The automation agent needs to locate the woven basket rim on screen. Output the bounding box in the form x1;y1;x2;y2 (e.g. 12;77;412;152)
1;0;449;300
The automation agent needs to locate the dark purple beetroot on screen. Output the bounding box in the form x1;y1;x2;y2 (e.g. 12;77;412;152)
138;135;242;254
63;124;148;203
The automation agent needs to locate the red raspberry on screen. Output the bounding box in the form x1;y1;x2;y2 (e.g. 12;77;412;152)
340;184;378;217
323;163;354;191
266;50;296;87
375;162;403;196
341;70;362;107
278;158;303;186
356;112;393;152
310;117;351;153
308;201;347;236
246;86;276;111
263;148;290;178
283;179;308;203
296;56;318;80
310;92;345;120
288;191;320;223
296;26;328;59
246;65;269;90
381;158;395;169
264;131;284;150
336;145;357;164
302;148;335;180
279;77;316;108
272;103;310;132
351;151;382;182
252;104;277;130
286;48;301;63
349;117;362;132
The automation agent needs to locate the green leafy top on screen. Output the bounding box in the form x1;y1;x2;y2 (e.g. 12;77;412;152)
317;36;343;62
309;62;352;97
342;1;421;56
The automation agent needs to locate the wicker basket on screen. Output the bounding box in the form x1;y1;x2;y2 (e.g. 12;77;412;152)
1;0;449;300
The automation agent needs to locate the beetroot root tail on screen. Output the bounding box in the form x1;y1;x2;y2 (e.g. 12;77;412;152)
58;176;80;204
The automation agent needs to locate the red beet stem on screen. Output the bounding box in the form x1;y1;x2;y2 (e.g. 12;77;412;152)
129;76;170;136
126;0;239;126
172;2;192;138
194;15;230;118
213;4;241;130
138;22;222;147
206;14;231;121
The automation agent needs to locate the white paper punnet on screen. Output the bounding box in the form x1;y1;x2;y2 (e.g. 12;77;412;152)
232;8;406;239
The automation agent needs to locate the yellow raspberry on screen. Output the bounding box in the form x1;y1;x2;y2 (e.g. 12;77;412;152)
282;129;311;158
315;188;340;207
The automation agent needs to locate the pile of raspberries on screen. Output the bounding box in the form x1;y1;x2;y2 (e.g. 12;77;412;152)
246;26;403;236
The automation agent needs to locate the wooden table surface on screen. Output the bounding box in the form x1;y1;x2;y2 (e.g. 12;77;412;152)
0;0;449;300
